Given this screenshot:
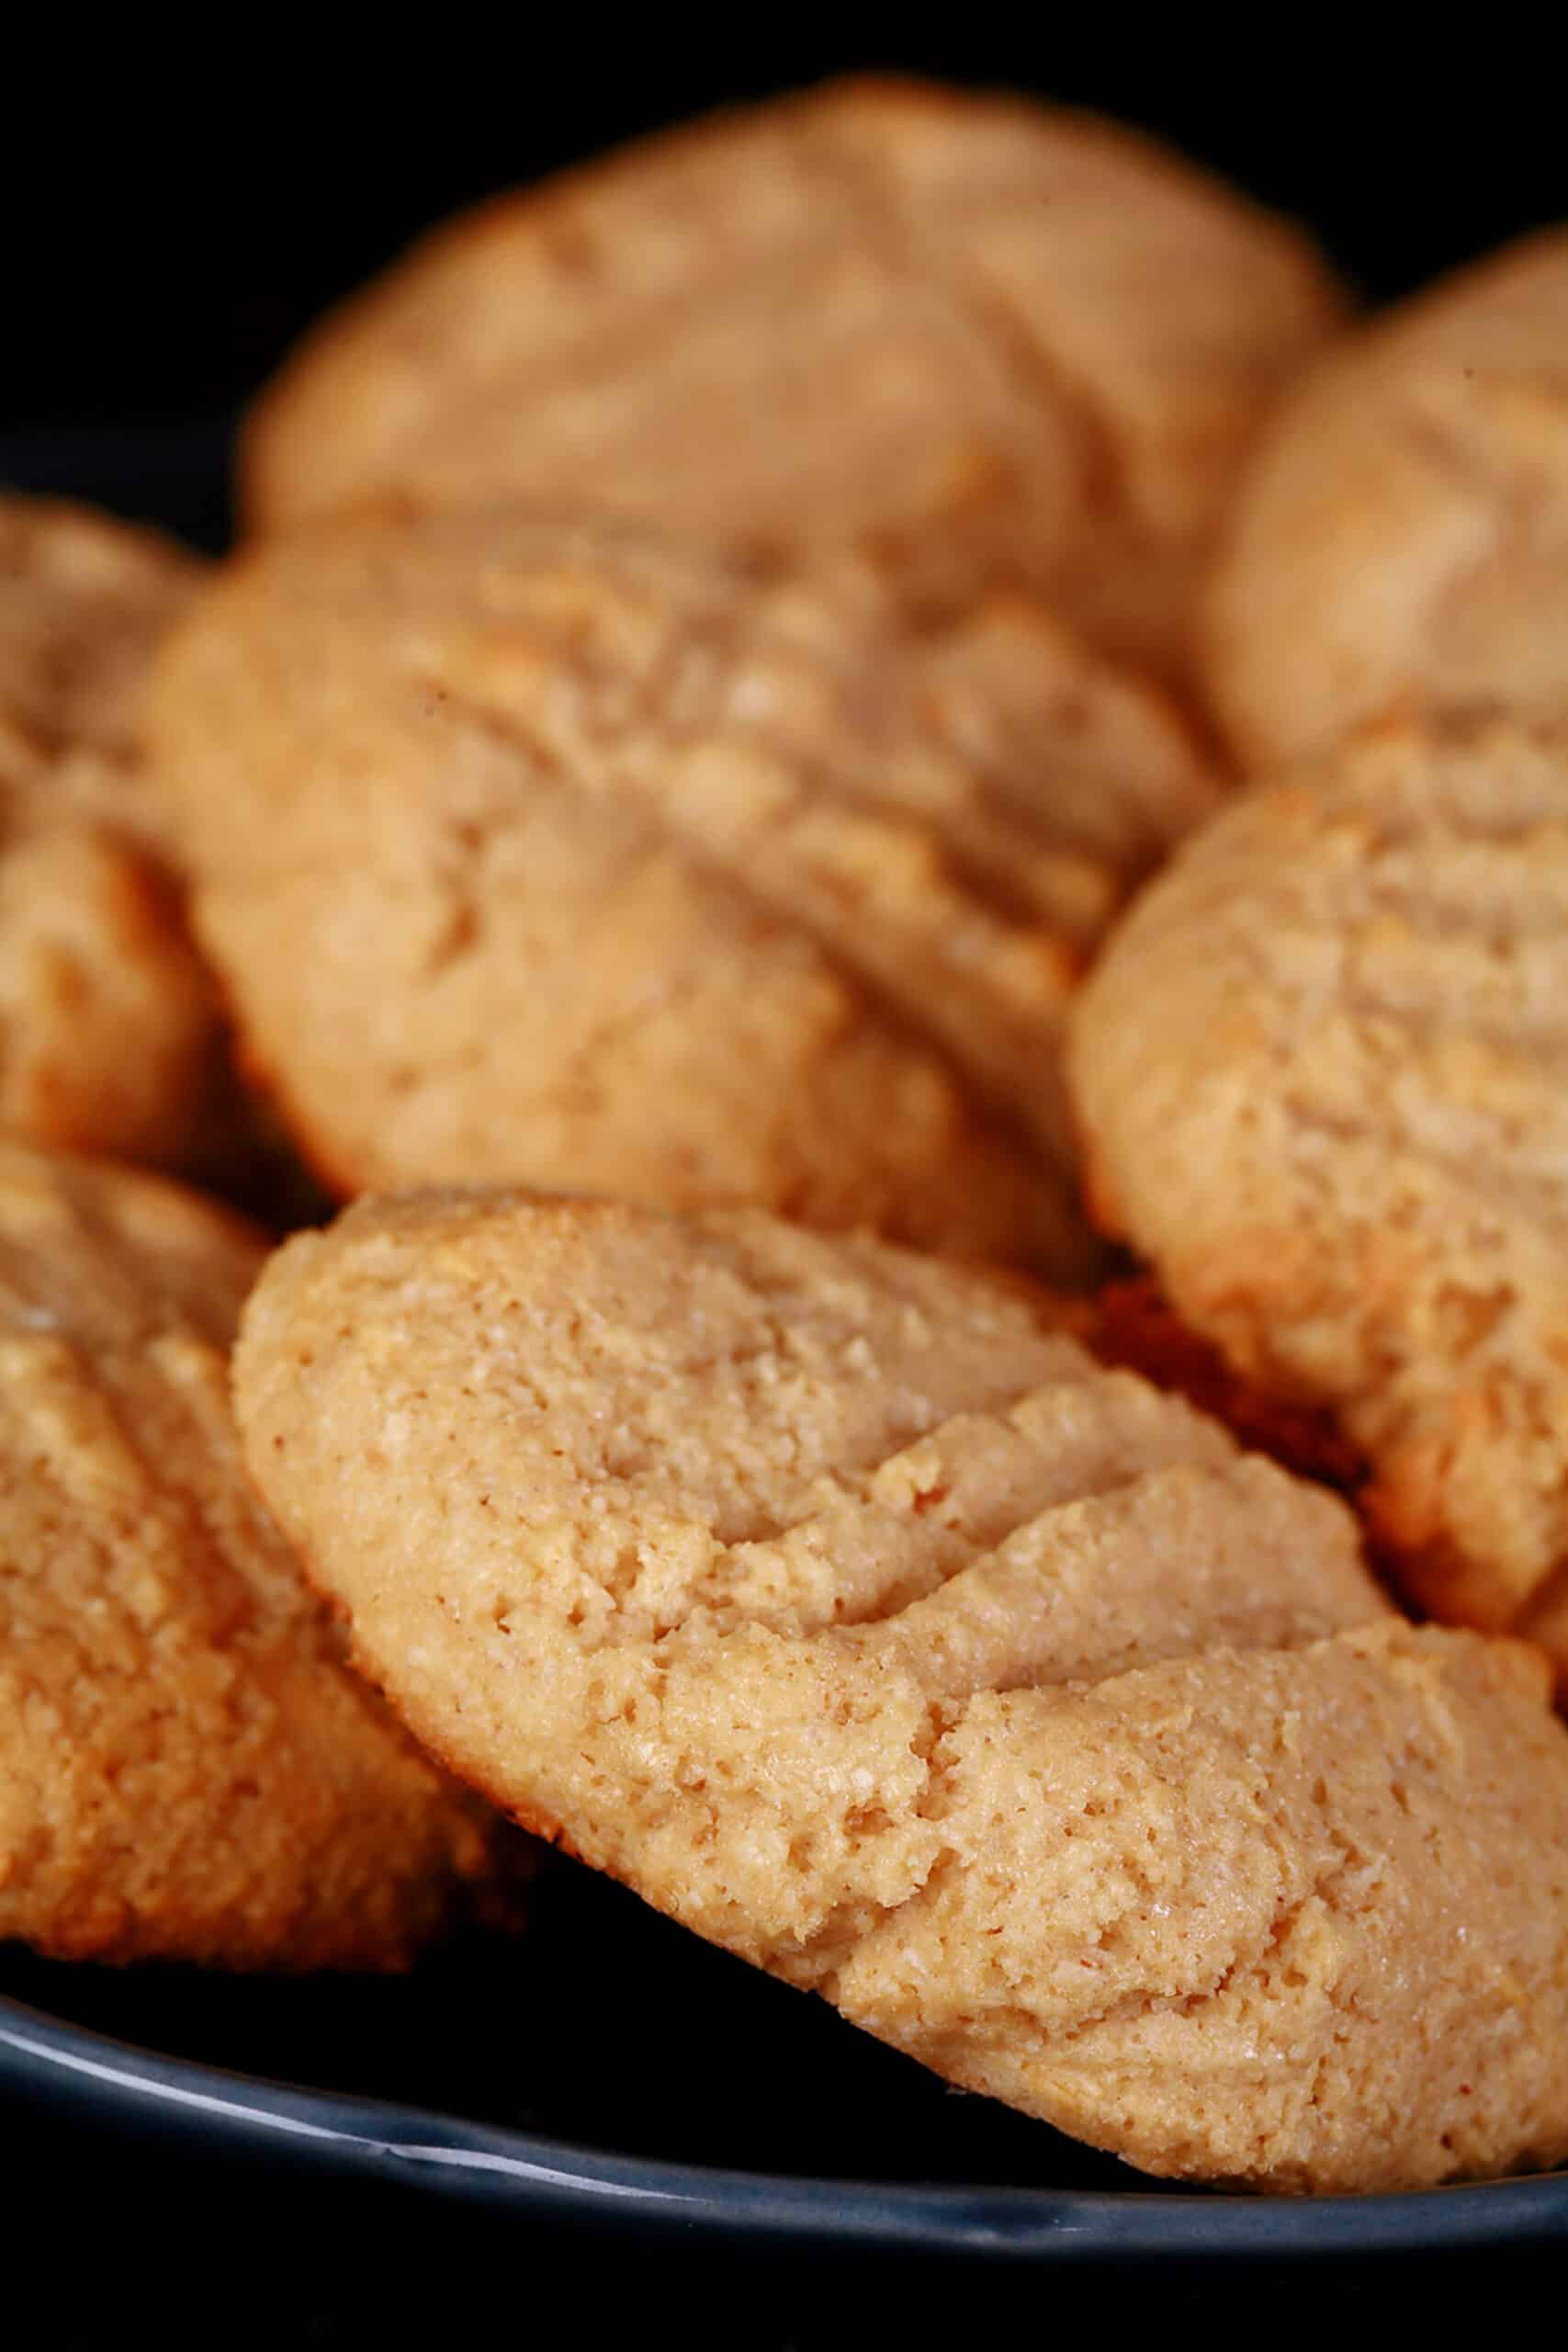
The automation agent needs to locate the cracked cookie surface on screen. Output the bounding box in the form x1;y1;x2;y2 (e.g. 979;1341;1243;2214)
1202;229;1568;770
241;74;1345;684
1070;707;1568;1679
0;494;220;1165
146;507;1216;1280
237;1192;1568;2189
0;1140;503;1966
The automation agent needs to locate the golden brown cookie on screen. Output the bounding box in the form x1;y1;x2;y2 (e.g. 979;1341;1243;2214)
241;76;1346;684
239;1191;1568;2190
0;1140;503;1966
1202;229;1568;771
0;493;218;1165
1070;706;1568;1678
145;506;1217;1282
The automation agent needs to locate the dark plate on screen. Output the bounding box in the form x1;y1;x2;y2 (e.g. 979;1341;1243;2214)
5;1856;1567;2264
3;425;1566;2271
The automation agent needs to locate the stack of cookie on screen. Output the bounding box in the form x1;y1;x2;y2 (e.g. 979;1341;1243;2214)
6;75;1568;2199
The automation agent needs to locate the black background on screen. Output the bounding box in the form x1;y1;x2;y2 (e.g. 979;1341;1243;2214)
6;32;1565;441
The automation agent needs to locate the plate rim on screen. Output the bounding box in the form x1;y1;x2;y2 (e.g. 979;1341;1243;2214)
5;1987;1566;2260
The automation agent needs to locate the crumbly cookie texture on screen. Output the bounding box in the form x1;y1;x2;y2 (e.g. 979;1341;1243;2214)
0;1141;503;1967
0;493;218;1164
239;1192;1568;2190
145;507;1216;1283
1070;706;1568;1678
241;74;1346;684
1202;229;1568;771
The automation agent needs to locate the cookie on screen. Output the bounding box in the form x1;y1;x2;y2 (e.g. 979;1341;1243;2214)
1202;229;1568;771
1070;706;1568;1678
1078;1275;1370;1500
240;1191;1568;2188
145;506;1217;1282
241;76;1346;684
0;1140;503;1966
0;493;218;1164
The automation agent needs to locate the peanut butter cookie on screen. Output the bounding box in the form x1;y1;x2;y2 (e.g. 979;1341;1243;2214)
1070;706;1568;1679
242;76;1345;684
0;1141;502;1966
1203;230;1568;770
146;507;1217;1281
238;1192;1568;2190
0;493;218;1165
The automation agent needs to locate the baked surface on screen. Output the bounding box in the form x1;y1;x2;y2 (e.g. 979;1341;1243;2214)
1070;707;1568;1673
146;506;1216;1281
0;493;218;1164
1202;229;1568;770
242;75;1345;684
235;1191;1568;2189
0;1140;501;1967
